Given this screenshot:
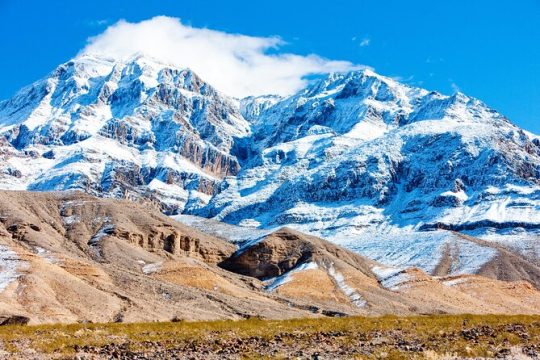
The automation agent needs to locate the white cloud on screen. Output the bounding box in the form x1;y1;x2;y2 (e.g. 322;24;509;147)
83;19;110;27
449;80;461;93
79;16;364;98
391;74;414;82
359;38;371;47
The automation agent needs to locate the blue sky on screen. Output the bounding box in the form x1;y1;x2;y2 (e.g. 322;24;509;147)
1;0;539;133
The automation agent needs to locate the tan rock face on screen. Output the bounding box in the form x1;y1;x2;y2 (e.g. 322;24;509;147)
112;227;228;265
179;135;240;178
221;230;316;278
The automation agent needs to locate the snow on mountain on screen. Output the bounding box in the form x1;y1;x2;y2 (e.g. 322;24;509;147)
0;245;27;292
197;69;540;273
0;54;250;213
1;55;539;275
239;95;282;122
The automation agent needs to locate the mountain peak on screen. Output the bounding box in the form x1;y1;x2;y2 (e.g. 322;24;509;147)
0;54;251;213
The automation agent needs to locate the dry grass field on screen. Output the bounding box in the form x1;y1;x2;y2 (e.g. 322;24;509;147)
0;315;539;359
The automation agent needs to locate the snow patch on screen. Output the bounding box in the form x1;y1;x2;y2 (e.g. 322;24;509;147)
88;224;115;245
142;262;163;275
88;223;114;259
442;277;470;287
372;266;411;291
62;215;79;225
327;264;366;308
35;247;58;264
371;265;403;280
440;190;468;202
265;262;318;292
346;120;388;141
0;245;26;292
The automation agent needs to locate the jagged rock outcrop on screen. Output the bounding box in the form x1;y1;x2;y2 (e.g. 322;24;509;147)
220;228;374;279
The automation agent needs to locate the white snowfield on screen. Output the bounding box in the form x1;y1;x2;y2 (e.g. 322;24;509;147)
337;230;498;275
1;53;539;275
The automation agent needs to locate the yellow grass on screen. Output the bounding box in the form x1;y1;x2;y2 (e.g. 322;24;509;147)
0;314;538;358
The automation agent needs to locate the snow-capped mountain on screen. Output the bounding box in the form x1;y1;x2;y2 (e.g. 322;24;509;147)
0;54;250;212
198;69;540;270
1;55;539;274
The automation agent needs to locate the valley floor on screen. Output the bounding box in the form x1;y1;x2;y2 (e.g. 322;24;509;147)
0;315;539;359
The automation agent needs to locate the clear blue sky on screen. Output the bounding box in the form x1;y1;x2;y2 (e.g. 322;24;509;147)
1;0;539;133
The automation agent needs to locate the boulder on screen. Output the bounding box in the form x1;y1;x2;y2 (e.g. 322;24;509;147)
0;315;30;326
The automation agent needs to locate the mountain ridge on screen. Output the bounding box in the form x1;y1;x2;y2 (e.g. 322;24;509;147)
0;53;538;277
197;66;540;274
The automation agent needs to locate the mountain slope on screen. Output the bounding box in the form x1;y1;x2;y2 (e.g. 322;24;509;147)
0;190;328;323
2;191;540;324
198;70;540;273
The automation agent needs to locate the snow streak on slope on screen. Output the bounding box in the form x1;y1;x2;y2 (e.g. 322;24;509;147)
327;264;366;307
264;262;318;292
0;245;26;292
